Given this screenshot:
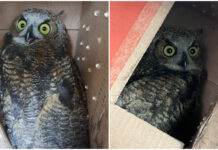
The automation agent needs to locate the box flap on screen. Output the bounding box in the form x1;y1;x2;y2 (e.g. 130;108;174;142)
110;104;184;148
193;98;218;148
0;124;12;149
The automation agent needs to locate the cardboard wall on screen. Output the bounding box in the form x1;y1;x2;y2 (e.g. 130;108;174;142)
193;97;218;148
75;2;108;148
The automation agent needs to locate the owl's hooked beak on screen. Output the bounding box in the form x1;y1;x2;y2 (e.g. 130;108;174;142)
178;52;188;69
25;25;37;44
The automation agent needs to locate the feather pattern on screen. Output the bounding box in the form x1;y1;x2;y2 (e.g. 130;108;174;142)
0;8;89;148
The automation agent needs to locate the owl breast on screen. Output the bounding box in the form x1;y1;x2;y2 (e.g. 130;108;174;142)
0;44;89;148
116;71;198;140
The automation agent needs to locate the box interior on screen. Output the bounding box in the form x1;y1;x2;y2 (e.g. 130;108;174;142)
114;1;218;148
163;2;218;119
0;2;108;148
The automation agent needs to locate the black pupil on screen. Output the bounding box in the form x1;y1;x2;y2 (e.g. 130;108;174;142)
190;49;195;54
167;48;172;53
21;23;25;28
42;27;47;31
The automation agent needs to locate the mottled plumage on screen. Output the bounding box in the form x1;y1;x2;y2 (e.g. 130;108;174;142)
116;26;206;144
0;8;89;148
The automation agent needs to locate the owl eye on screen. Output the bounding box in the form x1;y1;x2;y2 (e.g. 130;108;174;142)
17;20;27;31
163;45;176;57
189;46;199;57
39;23;51;35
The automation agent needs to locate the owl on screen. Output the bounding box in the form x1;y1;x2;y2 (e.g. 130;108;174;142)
0;8;89;148
116;26;206;145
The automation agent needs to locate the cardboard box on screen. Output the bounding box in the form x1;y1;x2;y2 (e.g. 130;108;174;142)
75;2;108;148
0;2;108;148
110;1;218;148
192;97;218;148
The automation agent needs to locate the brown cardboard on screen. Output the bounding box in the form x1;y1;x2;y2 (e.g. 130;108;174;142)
110;105;184;148
75;2;108;148
193;99;218;148
0;124;11;149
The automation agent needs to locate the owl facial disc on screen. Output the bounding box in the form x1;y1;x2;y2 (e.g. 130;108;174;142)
10;8;66;48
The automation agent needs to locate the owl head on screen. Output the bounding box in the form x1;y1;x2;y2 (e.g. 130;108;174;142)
10;8;67;47
150;26;204;73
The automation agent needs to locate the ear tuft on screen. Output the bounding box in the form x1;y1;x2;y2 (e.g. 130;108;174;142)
195;28;203;37
56;10;65;18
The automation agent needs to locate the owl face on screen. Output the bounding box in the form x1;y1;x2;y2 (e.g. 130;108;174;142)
11;8;66;46
153;27;203;72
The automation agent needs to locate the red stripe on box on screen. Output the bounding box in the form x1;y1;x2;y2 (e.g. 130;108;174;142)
110;2;162;88
110;2;148;61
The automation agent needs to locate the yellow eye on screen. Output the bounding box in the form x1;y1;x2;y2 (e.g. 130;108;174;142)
39;24;51;35
17;20;27;31
163;45;176;57
189;46;199;57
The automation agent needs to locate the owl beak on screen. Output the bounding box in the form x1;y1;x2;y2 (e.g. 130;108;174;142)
25;25;36;44
178;52;188;69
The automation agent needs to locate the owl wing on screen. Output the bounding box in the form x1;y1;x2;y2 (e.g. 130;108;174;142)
0;32;13;104
33;60;89;148
70;60;87;105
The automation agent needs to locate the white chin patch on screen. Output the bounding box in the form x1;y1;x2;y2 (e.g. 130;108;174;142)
12;37;40;46
164;64;184;71
164;63;200;72
13;37;28;45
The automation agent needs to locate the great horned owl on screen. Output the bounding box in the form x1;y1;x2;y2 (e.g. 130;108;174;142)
0;8;89;148
116;26;206;145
